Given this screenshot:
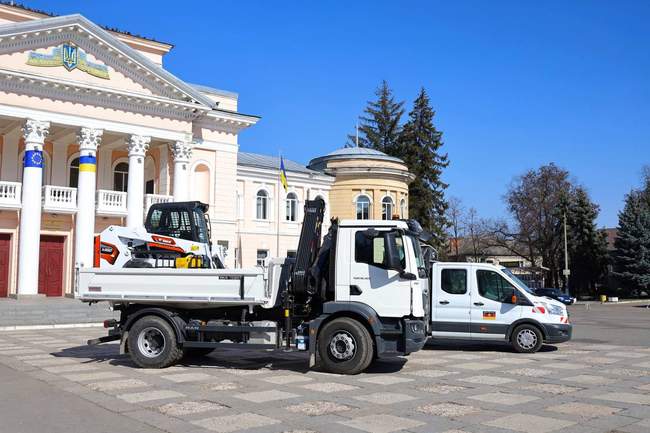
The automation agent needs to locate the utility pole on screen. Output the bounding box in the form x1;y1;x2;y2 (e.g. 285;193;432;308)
563;211;570;294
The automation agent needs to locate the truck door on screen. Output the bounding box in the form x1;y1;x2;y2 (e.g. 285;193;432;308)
431;265;471;337
470;268;523;339
349;228;413;318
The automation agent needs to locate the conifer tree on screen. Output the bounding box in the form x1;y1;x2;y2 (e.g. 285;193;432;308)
346;80;404;154
398;88;449;247
566;187;609;298
613;173;650;296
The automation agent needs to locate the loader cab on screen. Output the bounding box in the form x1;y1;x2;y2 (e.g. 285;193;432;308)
145;201;211;245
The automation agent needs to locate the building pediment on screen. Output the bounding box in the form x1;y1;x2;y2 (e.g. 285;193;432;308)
0;14;215;118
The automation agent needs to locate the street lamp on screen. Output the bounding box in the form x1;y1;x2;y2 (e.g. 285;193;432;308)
563;211;570;295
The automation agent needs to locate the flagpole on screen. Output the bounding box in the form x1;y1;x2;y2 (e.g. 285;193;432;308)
276;150;281;258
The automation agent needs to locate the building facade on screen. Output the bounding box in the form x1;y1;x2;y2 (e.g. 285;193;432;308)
308;147;414;221
0;4;335;297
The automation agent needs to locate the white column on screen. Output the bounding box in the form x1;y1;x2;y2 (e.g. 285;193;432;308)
74;127;103;268
17;119;50;295
169;140;193;201
126;135;150;227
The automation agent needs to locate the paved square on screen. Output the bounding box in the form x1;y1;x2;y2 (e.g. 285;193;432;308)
2;326;650;433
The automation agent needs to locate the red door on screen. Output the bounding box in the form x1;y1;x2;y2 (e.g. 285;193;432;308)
0;234;9;297
38;235;64;297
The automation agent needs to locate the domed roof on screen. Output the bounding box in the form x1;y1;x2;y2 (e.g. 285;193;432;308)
308;146;404;170
325;147;391;157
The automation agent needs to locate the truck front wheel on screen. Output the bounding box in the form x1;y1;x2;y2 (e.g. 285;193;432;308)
318;317;374;375
128;315;184;368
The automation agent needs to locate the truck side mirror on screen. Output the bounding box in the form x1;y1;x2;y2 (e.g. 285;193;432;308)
383;231;404;273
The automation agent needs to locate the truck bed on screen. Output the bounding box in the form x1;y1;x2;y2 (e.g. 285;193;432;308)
75;267;270;309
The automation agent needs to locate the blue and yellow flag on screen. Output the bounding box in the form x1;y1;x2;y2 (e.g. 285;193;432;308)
279;157;289;192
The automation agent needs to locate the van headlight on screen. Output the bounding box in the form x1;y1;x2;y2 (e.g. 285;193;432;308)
548;304;564;316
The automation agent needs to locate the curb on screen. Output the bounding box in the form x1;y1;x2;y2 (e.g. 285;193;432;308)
575;299;650;306
0;322;104;332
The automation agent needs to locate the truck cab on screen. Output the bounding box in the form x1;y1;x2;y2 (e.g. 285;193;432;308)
428;262;572;352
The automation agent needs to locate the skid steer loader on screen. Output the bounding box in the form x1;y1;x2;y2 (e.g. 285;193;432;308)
94;201;226;269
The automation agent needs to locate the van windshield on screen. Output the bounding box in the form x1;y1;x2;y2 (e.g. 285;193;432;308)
501;268;536;294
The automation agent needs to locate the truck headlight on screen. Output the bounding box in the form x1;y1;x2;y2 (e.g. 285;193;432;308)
548;304;564;316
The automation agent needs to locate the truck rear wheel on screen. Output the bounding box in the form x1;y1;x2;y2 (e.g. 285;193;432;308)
318;317;374;375
128;315;184;368
511;324;543;353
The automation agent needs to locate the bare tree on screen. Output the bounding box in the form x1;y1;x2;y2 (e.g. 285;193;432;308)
446;196;464;260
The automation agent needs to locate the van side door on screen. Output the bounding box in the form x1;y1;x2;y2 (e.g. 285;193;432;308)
431;265;471;337
470;268;523;339
348;228;413;317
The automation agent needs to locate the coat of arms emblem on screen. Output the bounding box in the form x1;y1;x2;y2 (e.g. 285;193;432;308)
62;44;78;71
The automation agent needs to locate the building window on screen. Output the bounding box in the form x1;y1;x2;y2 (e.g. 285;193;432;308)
356;195;370;220
145;180;154;194
257;249;269;266
400;198;406;218
286;192;298;221
114;162;129;192
382;196;394;220
69;157;79;188
256;190;269;220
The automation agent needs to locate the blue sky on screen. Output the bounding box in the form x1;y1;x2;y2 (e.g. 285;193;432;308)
29;1;650;227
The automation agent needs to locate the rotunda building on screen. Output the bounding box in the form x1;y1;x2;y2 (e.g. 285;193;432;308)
308;147;415;221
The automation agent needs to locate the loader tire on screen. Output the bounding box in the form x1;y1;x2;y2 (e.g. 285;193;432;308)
318;317;374;375
128;315;183;368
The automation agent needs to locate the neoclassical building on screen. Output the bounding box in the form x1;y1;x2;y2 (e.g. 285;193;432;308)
0;4;332;298
0;3;415;300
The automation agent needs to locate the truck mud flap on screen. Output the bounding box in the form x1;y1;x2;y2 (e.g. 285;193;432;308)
87;334;120;345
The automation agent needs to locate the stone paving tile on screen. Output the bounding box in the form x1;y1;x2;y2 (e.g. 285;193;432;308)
357;375;413;385
406;357;450;365
634;383;650;392
444;353;487;361
192;412;281;433
602;368;650;377
262;374;313;384
416;402;480;417
404;369;459;378
482;413;576;433
605;351;648;359
160;372;216;383
417;383;467;394
560;374;617;385
593;392;650;405
234;389;300;403
469;391;539;406
545;401;621;419
118;389;185;403
581;356;620;364
354;392;416;405
62;371;123;382
340;414;425;433
201;382;242;391
459;375;516;385
507;368;552;377
300;382;359;393
42;364;99;373
519;383;583;395
455;362;501;371
493;357;536;364
286;401;352;416
157;400;226;417
87;378;149;392
543;362;585;370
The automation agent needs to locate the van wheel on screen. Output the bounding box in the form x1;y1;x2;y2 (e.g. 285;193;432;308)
128;316;183;368
511;324;543;353
318;317;374;375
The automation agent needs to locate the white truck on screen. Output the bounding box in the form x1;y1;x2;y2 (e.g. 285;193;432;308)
425;261;572;352
77;199;428;375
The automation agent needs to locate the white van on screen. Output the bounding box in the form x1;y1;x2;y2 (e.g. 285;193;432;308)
427;262;572;353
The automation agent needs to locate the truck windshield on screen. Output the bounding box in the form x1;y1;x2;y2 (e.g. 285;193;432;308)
501;268;535;294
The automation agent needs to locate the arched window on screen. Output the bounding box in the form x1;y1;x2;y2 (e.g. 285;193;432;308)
114;162;129;192
356;195;371;220
382;196;394;220
286;192;298;222
69;157;79;188
256;190;269;220
400;198;407;218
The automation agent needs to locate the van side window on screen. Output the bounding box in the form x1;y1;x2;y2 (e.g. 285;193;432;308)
354;231;405;269
441;269;467;294
477;270;516;303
